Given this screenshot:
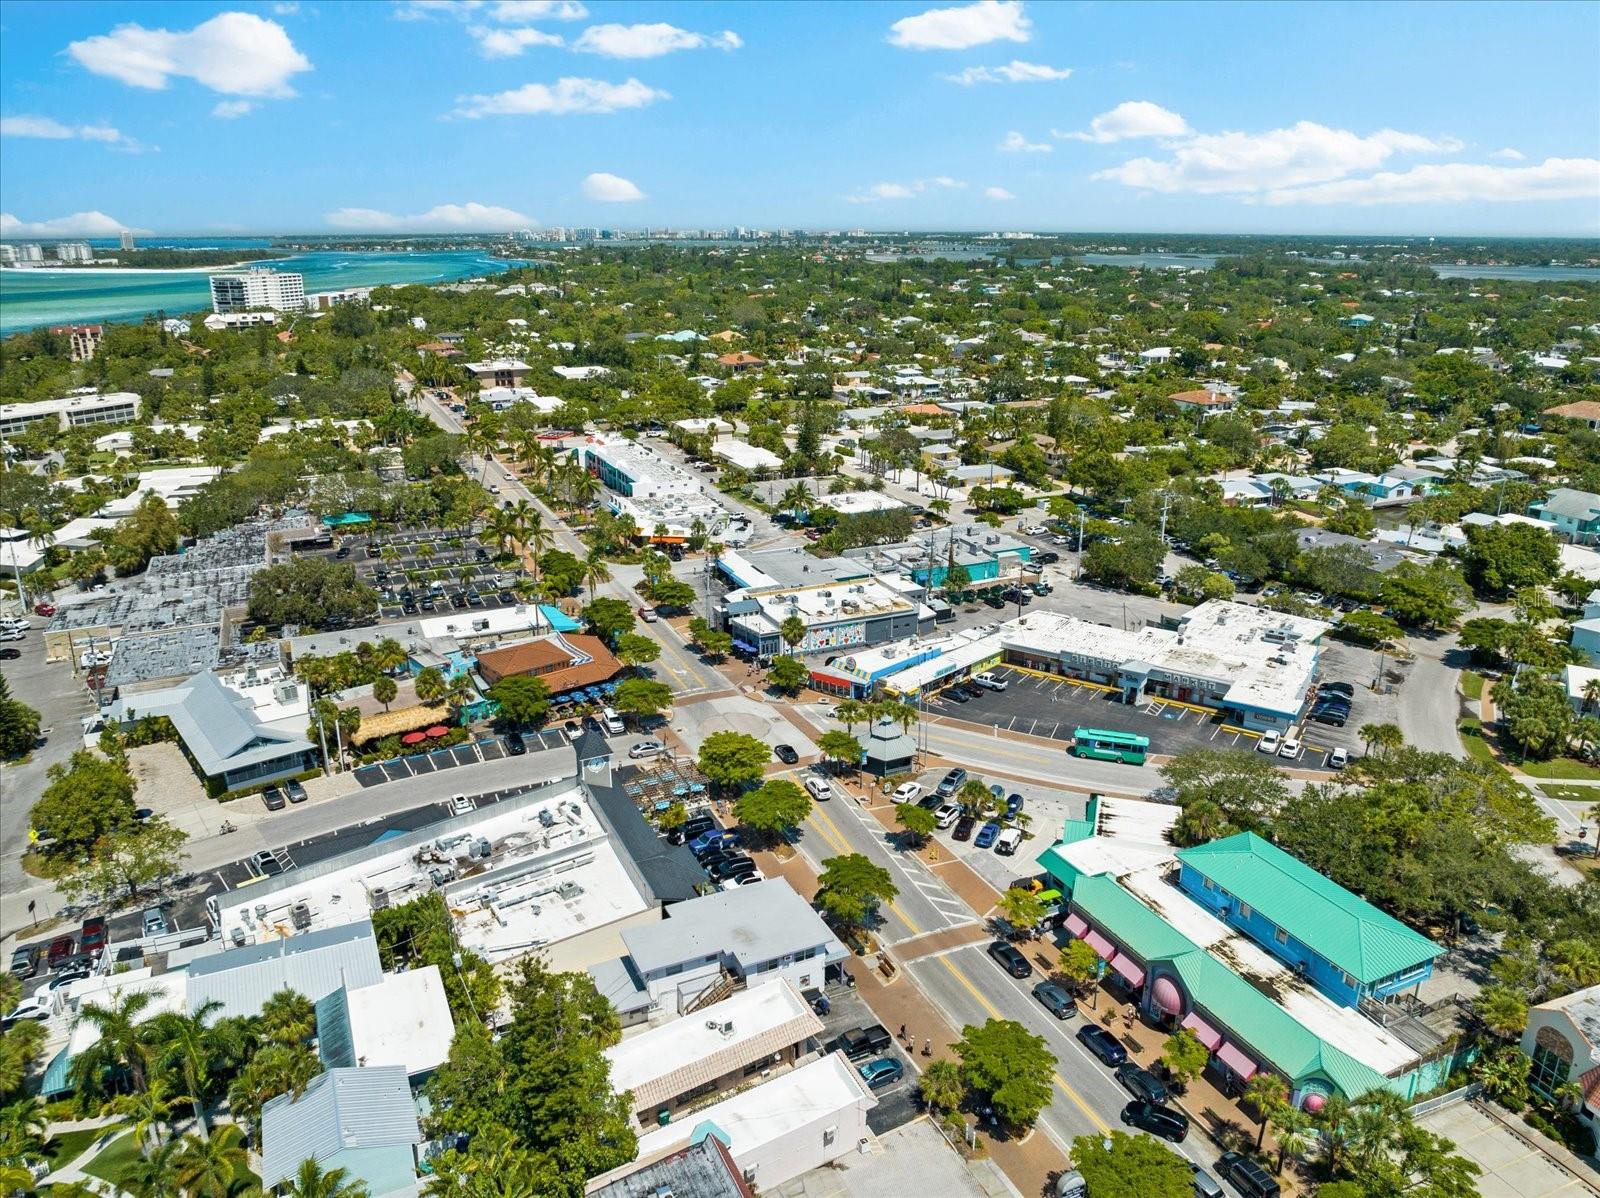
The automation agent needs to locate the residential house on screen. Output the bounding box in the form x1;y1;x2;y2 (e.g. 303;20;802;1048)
1521;984;1600;1134
1170;389;1237;416
587;1134;754;1198
259;1067;423;1198
1532;488;1600;543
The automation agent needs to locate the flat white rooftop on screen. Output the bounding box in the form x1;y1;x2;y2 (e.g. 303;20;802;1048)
605;979;823;1111
342;966;455;1075
712;439;785;471
733;577;915;629
1119;866;1418;1075
820;490;906;515
633;1051;874;1162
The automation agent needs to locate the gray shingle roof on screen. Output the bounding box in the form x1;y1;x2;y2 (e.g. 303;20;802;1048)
620;879;843;976
260;1066;420;1190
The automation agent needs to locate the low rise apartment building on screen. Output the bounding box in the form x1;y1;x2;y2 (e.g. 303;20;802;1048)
720;574;929;661
0;389;140;437
464;358;532;388
575;432;738;542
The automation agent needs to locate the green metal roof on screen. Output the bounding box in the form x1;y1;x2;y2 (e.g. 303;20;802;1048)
1175;832;1442;985
1071;874;1197;963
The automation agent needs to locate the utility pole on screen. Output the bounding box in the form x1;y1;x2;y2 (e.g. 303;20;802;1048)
1076;509;1086;554
1159;491;1172;546
314;707;331;777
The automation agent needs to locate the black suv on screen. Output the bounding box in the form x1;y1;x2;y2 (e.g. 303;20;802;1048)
952;814;976;841
1115;1062;1170;1105
1076;1024;1128;1066
670;815;715;846
1217;1153;1281;1198
1121;1099;1189;1142
987;940;1033;978
838;1024;892;1058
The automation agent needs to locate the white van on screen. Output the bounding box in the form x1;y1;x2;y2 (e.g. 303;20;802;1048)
601;706;625;735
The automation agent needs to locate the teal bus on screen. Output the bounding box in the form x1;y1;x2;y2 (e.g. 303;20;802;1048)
1069;727;1150;765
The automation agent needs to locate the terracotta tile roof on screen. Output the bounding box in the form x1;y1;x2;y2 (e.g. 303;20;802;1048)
1546;400;1600;421
900;403;944;415
476;633;622;693
717;352;764;366
1169;389;1234;406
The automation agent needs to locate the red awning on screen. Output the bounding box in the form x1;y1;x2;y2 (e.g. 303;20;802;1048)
1216;1041;1259;1080
1181;1011;1223;1051
809;672;856;690
1065;913;1089;938
1109;952;1146;987
1083;930;1115;960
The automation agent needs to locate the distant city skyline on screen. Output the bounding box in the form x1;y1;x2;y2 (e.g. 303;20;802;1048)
1;1;1597;239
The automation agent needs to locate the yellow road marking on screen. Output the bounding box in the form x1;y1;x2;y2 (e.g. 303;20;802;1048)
934;955;1110;1134
807;802;924;935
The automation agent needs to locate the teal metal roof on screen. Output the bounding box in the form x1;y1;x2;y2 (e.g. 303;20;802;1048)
1176;832;1442;985
1071;874;1197;963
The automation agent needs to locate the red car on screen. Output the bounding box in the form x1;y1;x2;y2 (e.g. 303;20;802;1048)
79;917;108;956
33;602;55;617
46;936;75;968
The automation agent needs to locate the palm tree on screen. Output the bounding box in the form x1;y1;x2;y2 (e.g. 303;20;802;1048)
1584;678;1600;716
583;550;612;603
172;1125;248;1198
445;672;477;712
1270;1102;1314;1173
0;1099;47;1164
103;1075;185;1153
521;509;552;580
259;989;316;1046
1344;1091;1409;1178
779;481;814;522
1243;1074;1286;1151
284;1158;370;1198
121;1136;185;1198
1315;1092;1354;1176
1358;722;1403;758
414;667;448;708
152;1000;225;1134
834;699;866;735
372;637;408;677
71;989;159;1098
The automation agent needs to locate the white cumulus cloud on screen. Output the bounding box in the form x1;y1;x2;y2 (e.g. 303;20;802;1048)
984;186;1016;200
1057;101;1189;143
848;177;966;203
450;76;668;118
999;130;1050;153
471;25;564;56
0;115;151;152
0;211;146;237
581;172;646;202
1490;147;1525;161
67;12;311;98
212;100;254;119
1095;121;1462;194
944;59;1070;84
888;0;1030;50
325;202;536;232
574;23;741;58
1262;157;1600;206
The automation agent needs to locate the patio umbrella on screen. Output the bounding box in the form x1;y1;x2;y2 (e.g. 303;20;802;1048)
401;731;427;745
425;725;450;738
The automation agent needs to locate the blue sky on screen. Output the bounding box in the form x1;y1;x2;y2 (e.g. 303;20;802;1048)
1;0;1597;238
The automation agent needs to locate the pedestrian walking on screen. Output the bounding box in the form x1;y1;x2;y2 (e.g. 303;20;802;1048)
922;1037;932;1057
899;1024;908;1041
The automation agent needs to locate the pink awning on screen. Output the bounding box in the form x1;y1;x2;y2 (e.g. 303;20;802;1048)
1216;1041;1259;1080
1083;930;1115;960
1181;1011;1223;1051
1109;952;1145;987
1065;913;1089;938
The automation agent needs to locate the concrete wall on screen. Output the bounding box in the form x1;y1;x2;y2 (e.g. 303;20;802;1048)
733;1089;874;1191
542;906;663;975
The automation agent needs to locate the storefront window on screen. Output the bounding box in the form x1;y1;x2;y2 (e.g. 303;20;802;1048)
1531;1025;1575;1098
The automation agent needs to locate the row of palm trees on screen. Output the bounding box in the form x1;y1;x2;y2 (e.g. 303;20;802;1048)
25;986;367;1198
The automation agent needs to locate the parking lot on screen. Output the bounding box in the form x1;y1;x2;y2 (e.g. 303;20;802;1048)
813;977;922;1135
925;665;1374;770
350;729;569;788
302;525;539;620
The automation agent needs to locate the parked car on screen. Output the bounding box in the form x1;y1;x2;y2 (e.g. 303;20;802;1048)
1256;731;1281;755
1216;1152;1281;1198
804;776;834;802
973;672;1008;691
891;781;923;803
1031;981;1078;1019
564;720;583;742
838;1024;892;1058
935;802;960;828
952;814;976;841
1005;793;1025;817
1122;1099;1189;1142
0;648;18;660
994;828;1024;856
46;936;75;968
48;967;92;991
638;606;659;623
628;738;665;759
774;744;799;764
936;768;968;798
79;917;108;956
9;947;39;978
1;996;52;1028
1115;1062;1170;1105
250;850;286;877
858;1057;904;1090
262;787;287;811
974;821;1002;849
1310;708;1348;727
691;828;738;856
709;855;756;882
1329;747;1349;769
285;779;309;804
1076;1024;1128;1066
670;815;715;845
717;861;761;885
33;602;56;616
505;731;527;755
1322;681;1355;697
141;908;169;938
945;687;969;703
1191;1166;1225;1198
987;940;1033;978
1278;734;1301;759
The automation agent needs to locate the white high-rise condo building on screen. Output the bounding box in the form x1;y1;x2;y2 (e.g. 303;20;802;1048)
54;242;93;262
210;268;306;314
120;230;136;251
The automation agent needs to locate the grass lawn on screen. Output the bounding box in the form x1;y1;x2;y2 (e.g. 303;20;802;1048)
1458;718;1501;768
82;1131;142;1185
1460;670;1485;702
1541;784;1599;805
1514;756;1600;781
43;1125;105;1170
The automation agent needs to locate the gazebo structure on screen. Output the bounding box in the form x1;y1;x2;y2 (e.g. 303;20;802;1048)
860;717;916;777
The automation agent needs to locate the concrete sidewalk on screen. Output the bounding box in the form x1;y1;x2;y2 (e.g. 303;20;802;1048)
753;842;1069;1198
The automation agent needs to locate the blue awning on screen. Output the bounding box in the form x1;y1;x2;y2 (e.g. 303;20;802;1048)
538;604;581;632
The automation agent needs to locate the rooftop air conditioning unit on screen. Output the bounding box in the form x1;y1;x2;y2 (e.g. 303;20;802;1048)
370;887;390;911
706;1019;735;1037
290;902;312;930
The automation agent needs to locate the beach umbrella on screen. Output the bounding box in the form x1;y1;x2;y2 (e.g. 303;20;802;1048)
426;725;450;738
401;731;427;745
